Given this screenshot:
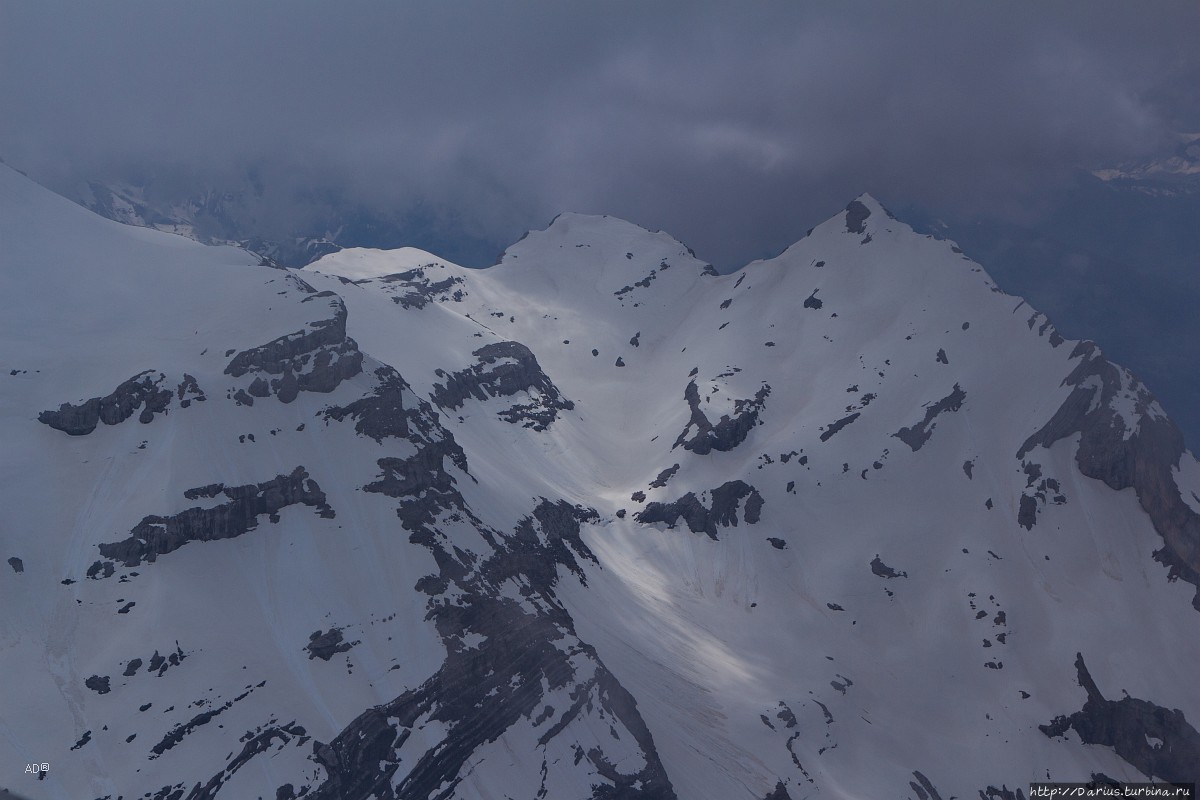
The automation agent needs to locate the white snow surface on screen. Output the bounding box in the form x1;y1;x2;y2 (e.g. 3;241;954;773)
2;164;1199;799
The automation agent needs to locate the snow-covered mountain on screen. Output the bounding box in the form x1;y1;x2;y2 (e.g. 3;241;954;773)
2;162;1199;799
1092;132;1200;190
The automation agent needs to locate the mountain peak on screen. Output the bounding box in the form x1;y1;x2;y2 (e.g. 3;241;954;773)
307;246;460;281
494;210;714;292
8;166;1200;798
843;192;895;233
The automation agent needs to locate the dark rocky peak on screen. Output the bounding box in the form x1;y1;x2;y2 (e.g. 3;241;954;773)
497;211;716;288
1019;340;1200;608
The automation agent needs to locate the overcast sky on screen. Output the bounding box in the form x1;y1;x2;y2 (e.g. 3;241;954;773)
2;1;1198;266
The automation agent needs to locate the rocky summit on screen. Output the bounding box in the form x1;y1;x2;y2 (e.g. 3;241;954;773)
2;163;1199;799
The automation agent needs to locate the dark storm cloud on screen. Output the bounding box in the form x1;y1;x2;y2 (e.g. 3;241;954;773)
1;1;1197;265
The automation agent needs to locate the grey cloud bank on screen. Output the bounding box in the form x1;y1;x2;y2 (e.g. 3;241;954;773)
3;2;1196;263
3;2;1199;439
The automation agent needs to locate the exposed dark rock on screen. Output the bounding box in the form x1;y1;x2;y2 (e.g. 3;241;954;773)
764;782;794;800
744;489;764;523
615;356;626;367
322;365;432;443
374;266;466;309
123;658;143;677
224;292;363;404
936;348;948;364
845;200;871;234
767;538;787;550
963;460;974;479
674;380;770;455
1017;495;1039;530
1017;342;1200;608
893;384;967;451
803;290;823;310
7;557;22;573
183;483;225;500
630;332;641;347
1040;653;1200;782
306;496;675;800
70;730;92;751
39;370;174;435
98;467;334;568
636;481;764;540
907;770;944;800
182;721;310;800
364;439;472;536
819;412;860;443
306;628;357;661
649;464;680;489
615;267;661;298
870;556;907;579
85;675;110;694
150;685;259;759
176;373;205;408
432;341;574;431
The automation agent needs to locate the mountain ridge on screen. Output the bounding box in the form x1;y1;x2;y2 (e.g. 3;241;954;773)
3;163;1200;798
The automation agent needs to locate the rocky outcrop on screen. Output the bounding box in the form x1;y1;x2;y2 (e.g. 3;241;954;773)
870;556;907;579
1040;653;1200;782
819;412;860;443
322;365;422;442
636;480;764;540
39;369;174;435
432;341;573;431
649;463;680;489
98;467;334;567
764;782;794;800
364;438;472;535
306;628;356;661
305;497;676;800
224;291;363;403
674;380;770;455
371;266;466;309
178;721;309;800
1018;342;1200;608
893;384;966;451
845;200;871;234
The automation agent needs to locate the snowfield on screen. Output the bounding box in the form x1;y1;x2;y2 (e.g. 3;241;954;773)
2;164;1198;799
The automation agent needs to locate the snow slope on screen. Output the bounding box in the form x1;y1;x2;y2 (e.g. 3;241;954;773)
3;165;1199;799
